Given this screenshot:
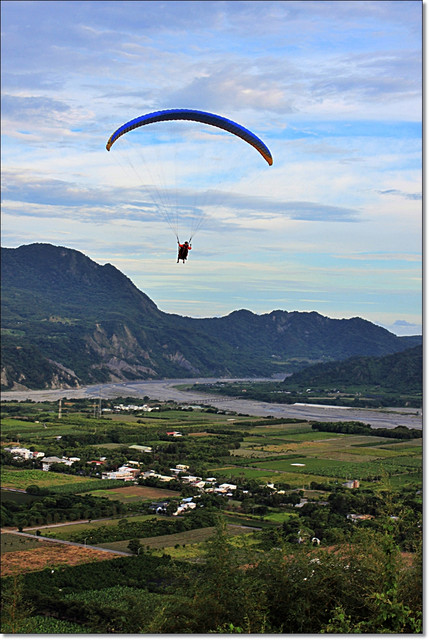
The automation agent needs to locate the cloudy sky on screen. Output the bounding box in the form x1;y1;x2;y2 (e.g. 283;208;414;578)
1;1;422;335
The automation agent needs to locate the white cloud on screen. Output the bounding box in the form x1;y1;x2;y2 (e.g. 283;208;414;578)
1;0;422;328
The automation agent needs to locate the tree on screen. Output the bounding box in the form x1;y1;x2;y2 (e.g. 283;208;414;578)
127;539;142;555
190;520;268;633
165;500;180;516
1;575;35;633
25;485;42;495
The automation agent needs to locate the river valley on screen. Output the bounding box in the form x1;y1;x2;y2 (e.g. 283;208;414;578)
2;377;422;431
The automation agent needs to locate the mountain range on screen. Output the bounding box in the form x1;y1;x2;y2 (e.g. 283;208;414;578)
1;243;421;391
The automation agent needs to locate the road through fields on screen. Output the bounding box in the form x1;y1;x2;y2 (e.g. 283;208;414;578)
2;377;422;430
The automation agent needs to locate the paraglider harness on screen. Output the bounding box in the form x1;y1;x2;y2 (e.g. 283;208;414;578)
177;238;192;263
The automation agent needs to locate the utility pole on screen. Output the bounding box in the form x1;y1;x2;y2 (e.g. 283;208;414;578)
58;399;62;419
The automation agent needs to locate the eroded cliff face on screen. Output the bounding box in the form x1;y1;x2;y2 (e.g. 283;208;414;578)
164;351;201;375
87;323;154;363
84;323;158;381
1;358;81;391
81;323;200;383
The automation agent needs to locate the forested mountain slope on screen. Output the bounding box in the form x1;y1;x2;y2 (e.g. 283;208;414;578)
282;344;422;393
1;244;421;390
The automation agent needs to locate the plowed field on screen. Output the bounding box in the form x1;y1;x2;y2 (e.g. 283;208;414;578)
86;485;180;502
1;543;122;577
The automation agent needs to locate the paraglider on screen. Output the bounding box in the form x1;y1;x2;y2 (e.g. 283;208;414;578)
177;240;191;263
106;109;273;261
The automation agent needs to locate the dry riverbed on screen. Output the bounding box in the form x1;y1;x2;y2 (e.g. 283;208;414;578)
2;377;422;430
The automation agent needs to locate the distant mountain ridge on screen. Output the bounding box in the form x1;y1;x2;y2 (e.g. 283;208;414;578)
282;344;422;394
1;243;421;390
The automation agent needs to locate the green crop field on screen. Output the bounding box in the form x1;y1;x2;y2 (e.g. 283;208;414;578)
61;585;166;610
208;466;275;480
266;471;343;487
263;511;299;524
387;471;422;488
256;431;348;442
1;418;41;430
380;441;423;451
1;468;99;490
342;447;406;458
1;533;46;553
26;514;159;540
246;423;312;435
96;524;251;556
230;447;282;458
251;457;350;473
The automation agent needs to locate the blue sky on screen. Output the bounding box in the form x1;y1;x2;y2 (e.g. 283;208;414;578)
1;1;422;335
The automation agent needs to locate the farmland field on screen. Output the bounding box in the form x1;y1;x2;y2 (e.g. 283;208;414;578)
108;409;233;424
61;585;167;610
1;468;100;490
208;465;333;487
247;431;346;442
388;472;422;488
235;433;403;461
26;514;162;539
266;471;343;486
1;540;122;577
1;418;97;439
96;524;251;555
208;465;275;480
1;418;41;429
263;511;299;524
84;485;181;502
1;532;47;553
0;394;422;635
230;447;284;458
379;441;423;451
250;457;363;474
245;423;312;435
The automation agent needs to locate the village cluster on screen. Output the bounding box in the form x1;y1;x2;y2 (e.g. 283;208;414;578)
4;442;361;519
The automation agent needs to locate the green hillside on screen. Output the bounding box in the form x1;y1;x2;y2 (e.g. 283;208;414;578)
283;345;422;394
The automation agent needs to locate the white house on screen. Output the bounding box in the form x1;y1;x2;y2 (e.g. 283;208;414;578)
217;483;237;493
41;456;66;471
5;447;35;460
181;475;202;484
117;465;140;478
174;501;197;515
102;470;134;481
143;470;174;482
343;480;360;489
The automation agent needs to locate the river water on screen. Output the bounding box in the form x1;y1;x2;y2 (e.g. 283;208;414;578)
2;377;422;431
